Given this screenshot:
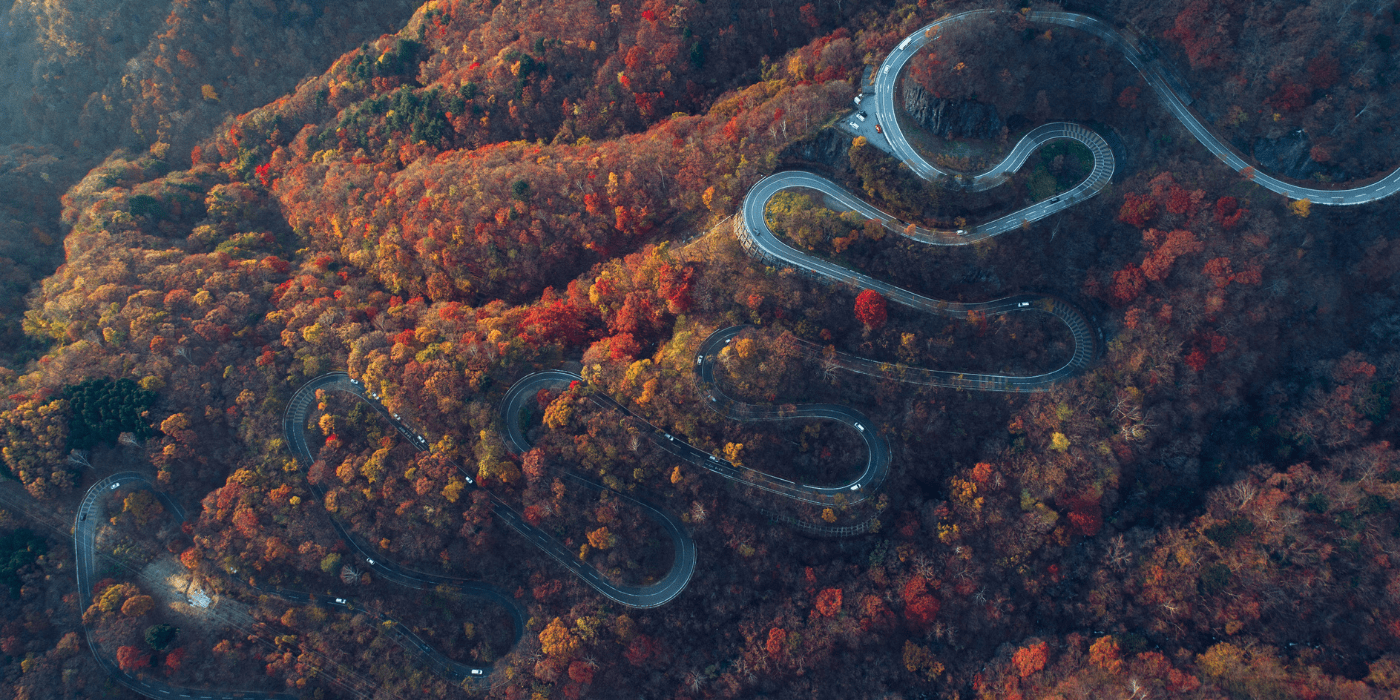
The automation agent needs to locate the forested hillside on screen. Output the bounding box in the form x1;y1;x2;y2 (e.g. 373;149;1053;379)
3;0;1400;699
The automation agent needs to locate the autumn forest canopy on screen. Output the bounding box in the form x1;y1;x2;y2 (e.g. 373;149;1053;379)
5;0;1400;699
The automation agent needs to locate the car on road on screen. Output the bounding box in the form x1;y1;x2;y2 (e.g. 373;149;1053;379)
109;483;119;490
1049;196;1062;203
334;598;347;604
471;669;484;676
79;513;86;521
956;229;968;236
855;424;865;432
1018;302;1031;308
366;558;375;565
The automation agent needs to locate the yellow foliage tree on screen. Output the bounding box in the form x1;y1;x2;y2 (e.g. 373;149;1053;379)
122;490;164;526
723;442;744;464
587;526;615;550
1289;198;1311;218
360;447;390;482
539;617;579;657
441;477;465;503
735;338;755;359
543;397;573;429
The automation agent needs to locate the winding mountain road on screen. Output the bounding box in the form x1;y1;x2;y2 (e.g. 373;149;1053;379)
871;9;1400;206
740;173;1098;391
75;473;296;700
502;344;888;509
287;371;695;609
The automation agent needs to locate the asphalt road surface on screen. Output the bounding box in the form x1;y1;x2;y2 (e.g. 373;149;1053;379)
740;172;1097;392
75;473;297;700
502;344;889;509
287;372;694;609
497;370;696;607
868;9;1400;207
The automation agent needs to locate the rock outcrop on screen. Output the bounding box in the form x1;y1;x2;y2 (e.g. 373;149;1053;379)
779;128;853;170
1253;129;1323;181
901;83;1003;140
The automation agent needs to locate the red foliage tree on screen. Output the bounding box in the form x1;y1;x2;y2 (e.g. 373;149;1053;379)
607;333;641;361
854;289;887;330
1267;82;1310;112
567;660;595;684
1012;641;1050;678
1111;264;1146;306
1163;0;1234;69
1185;348;1208;372
766;627;787;657
625;634;655;666
1140;229;1203;281
1065;494;1102;537
813;588;843;618
117;646;150;672
902;576;940;629
1214;196;1248;230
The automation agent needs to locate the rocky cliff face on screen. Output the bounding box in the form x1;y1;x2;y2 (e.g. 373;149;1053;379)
1253;130;1323;181
901;83;1003;140
779;128;852;170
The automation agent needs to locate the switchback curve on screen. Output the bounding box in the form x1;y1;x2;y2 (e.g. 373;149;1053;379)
502;350;888;509
873;9;1400;206
75;473;296;700
287;371;695;609
740;173;1098;392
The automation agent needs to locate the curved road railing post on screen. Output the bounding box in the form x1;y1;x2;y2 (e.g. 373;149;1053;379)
287;372;695;609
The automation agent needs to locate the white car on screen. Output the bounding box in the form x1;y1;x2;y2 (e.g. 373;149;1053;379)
1018;302;1031;308
110;483;120;490
856;113;867;121
334;598;347;604
471;670;484;676
854;95;863;105
855;424;865;432
366;558;375;565
956;229;968;236
848;121;859;129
